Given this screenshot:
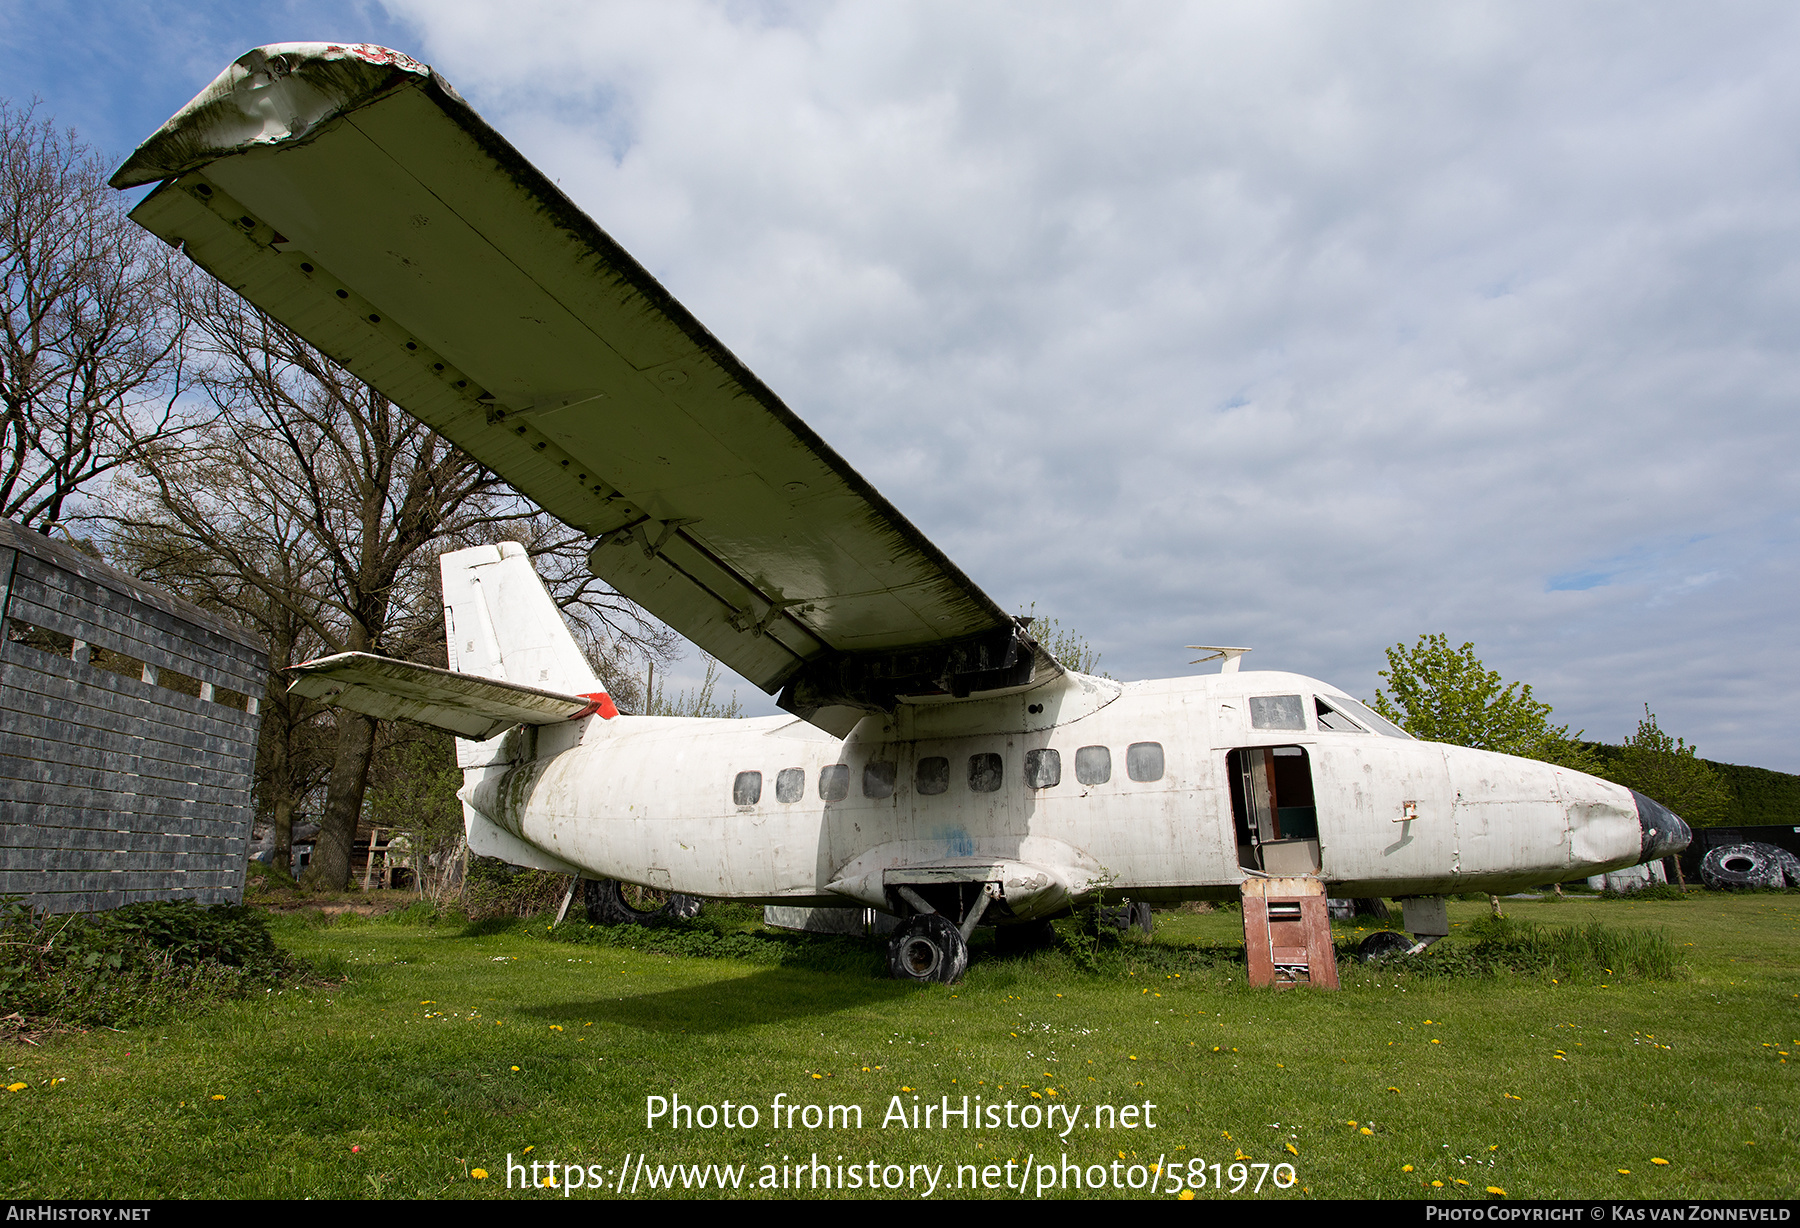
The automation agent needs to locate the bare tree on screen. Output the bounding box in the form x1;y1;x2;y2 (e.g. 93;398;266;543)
119;278;680;889
118;279;520;889
0;99;197;532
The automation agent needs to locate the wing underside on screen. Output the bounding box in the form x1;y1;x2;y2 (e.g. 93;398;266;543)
286;652;600;741
115;44;1053;729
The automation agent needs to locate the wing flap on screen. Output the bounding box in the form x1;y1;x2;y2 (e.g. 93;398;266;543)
287;652;601;740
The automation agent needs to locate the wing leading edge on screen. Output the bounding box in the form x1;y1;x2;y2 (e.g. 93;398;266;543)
115;43;1054;732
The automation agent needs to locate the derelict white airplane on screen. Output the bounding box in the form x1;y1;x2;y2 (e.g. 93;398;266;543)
115;44;1689;981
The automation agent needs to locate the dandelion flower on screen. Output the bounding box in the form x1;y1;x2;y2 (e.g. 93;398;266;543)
1179;1190;1195;1201
511;1066;520;1072
471;1169;488;1180
1652;1158;1670;1166
1402;1165;1413;1173
1487;1187;1507;1197
1432;1180;1444;1188
1618;1169;1631;1175
211;1095;226;1101
1360;1127;1374;1136
1286;1143;1299;1156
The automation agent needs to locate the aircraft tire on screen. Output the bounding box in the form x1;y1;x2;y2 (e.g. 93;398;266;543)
583;877;703;925
888;914;969;984
1357;930;1415;963
1700;844;1787;890
1130;901;1154;935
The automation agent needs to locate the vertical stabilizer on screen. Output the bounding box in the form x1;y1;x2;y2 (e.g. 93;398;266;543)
441;542;603;697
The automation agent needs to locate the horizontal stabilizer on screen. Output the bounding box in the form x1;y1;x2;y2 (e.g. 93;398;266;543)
286;652;610;740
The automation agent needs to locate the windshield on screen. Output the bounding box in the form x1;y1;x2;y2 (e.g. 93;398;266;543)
1322;694;1414;739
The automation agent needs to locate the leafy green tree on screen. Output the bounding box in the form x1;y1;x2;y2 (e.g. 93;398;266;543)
1604;706;1734;827
1020;604;1107;676
642;654;745;718
1372;634;1599;771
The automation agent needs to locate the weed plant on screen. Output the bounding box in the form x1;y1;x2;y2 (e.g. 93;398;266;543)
1598;883;1693;902
1376;915;1679;981
0;899;307;1029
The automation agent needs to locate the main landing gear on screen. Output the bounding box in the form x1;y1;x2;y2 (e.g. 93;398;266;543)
886;882;998;984
887;914;969;983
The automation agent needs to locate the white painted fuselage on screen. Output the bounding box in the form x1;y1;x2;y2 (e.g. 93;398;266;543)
459;666;1649;921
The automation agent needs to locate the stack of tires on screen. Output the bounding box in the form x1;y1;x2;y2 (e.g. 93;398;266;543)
1699;843;1800;890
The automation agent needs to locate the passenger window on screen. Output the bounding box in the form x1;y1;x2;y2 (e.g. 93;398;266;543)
1126;742;1164;782
1250;695;1306;730
916;756;950;796
968;753;1003;793
864;761;896;800
819;763;850;802
776;767;805;803
733;771;762;806
1075;745;1111;785
1314;696;1366;733
1025;748;1060;789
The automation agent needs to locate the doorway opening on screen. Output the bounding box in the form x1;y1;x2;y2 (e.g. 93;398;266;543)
1227;745;1319;875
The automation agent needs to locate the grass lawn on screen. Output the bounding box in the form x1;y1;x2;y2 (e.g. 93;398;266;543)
2;890;1794;1200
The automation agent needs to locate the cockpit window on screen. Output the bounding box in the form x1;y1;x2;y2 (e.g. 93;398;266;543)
1249;695;1306;730
1314;696;1368;733
1322;694;1414;739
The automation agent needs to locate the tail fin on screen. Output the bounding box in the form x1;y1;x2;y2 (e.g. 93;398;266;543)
441;542;606;699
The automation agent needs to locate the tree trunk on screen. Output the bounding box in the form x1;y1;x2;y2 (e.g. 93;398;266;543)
303;712;378;890
271;793;296;877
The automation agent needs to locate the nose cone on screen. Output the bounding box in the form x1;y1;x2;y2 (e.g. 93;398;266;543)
1632;790;1691;863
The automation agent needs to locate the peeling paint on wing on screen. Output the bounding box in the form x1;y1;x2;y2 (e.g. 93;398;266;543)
111;44;428;188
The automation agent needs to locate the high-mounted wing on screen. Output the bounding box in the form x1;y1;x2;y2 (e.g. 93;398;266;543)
114;44;1052;732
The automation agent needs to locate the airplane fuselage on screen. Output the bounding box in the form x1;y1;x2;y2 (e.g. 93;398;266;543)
459;667;1657;920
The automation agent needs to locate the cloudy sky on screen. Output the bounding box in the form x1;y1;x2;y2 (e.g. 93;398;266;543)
8;2;1799;769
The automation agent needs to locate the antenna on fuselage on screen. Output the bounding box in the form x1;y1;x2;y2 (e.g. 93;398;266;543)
1188;646;1251;674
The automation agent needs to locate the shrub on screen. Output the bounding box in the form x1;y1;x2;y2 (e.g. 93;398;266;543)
0;898;308;1029
1401;915;1679;980
460;858;571;920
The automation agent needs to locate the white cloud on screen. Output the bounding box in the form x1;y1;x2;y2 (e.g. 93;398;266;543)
31;0;1796;767
361;1;1800;766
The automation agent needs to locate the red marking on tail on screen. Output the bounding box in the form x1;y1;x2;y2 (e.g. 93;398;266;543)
578;692;619;720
